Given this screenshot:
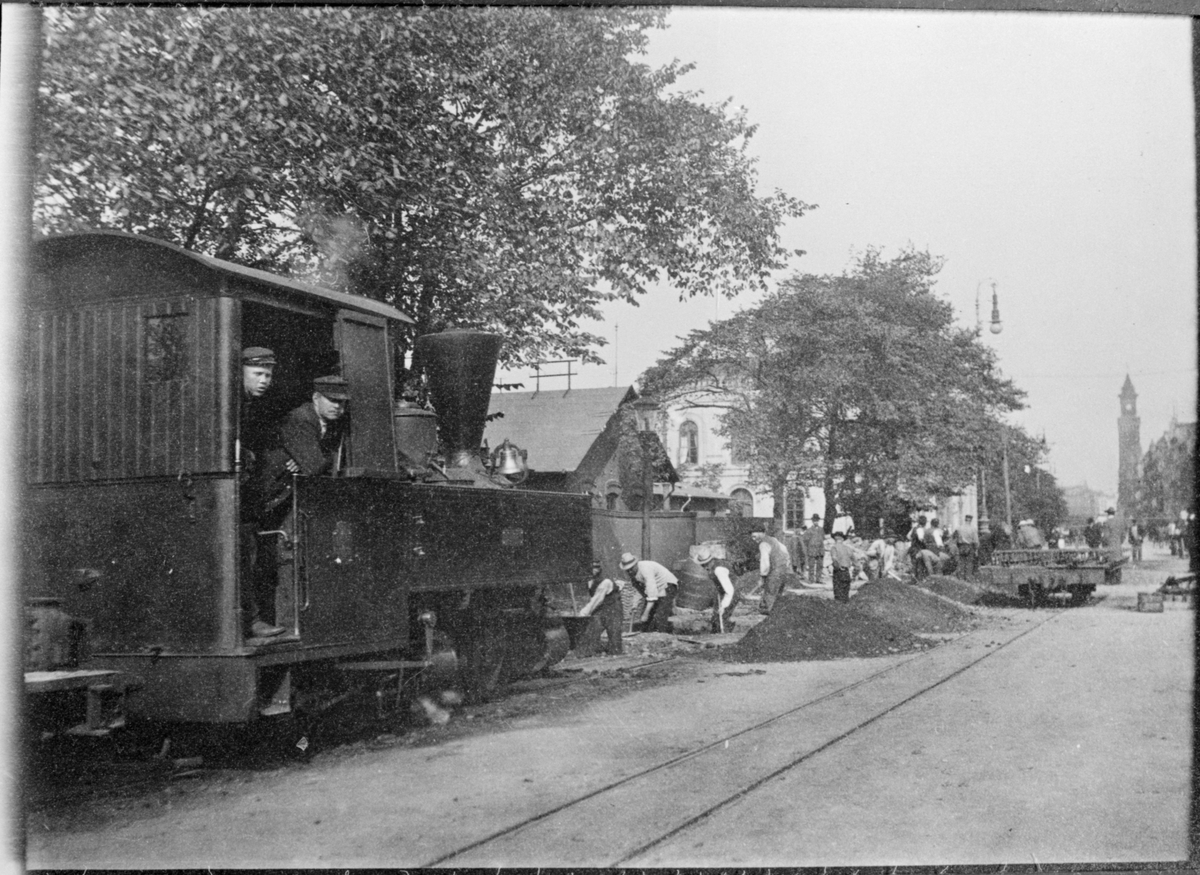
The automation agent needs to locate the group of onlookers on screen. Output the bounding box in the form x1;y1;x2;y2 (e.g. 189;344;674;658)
573;503;1200;658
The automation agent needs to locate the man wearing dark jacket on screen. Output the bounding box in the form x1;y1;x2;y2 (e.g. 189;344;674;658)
799;514;826;585
255;375;351;506
276;375;351;476
239;347;285;640
248;375;351;640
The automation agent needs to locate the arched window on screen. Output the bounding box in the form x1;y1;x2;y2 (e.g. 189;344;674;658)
678;420;699;465
785;490;806;530
730;488;754;517
605;481;621;511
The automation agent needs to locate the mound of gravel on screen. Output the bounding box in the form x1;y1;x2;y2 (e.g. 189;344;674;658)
917;574;991;605
721;592;926;663
852;579;977;634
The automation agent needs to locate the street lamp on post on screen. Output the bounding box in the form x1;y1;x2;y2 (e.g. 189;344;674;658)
632;397;661;560
976;279;1002;337
976;280;1003;541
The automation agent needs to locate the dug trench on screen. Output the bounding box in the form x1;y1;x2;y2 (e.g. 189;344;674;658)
25;574;1006;834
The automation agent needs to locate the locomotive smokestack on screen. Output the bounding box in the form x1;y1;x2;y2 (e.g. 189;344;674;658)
414;329;503;470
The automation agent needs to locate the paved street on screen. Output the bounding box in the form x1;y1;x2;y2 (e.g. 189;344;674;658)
26;552;1193;869
633;555;1194;867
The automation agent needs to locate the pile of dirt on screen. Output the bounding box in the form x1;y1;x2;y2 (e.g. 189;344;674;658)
918;574;991;605
721;593;925;662
852;579;978;634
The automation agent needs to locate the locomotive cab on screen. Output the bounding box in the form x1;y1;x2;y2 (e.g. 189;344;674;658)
24;232;589;725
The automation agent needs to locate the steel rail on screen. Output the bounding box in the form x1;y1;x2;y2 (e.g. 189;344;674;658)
423;608;1061;868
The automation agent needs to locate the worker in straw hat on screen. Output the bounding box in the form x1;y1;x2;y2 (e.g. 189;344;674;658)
619;551;678;633
694;546;739;634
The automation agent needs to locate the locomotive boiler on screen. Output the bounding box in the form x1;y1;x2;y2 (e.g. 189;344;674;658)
23;230;590;729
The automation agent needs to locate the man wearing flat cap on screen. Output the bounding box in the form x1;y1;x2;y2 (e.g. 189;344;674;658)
275;375;352;477
239;347;286;639
240;346;278;470
246;376;352;639
253;375;352;510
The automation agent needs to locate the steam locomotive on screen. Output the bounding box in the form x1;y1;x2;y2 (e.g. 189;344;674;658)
23;231;591;731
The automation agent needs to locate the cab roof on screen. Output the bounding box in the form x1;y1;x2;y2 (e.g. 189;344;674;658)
33;230;414;324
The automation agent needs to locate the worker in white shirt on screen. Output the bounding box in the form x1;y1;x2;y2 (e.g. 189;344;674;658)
695;546;739;633
864;537;896;582
619;552;678;633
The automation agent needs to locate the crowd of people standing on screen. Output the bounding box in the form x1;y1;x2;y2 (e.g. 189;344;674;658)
571;502;1196;658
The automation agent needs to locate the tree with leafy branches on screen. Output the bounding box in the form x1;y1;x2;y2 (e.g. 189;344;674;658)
35;5;811;380
640;247;1026;532
977;423;1067;538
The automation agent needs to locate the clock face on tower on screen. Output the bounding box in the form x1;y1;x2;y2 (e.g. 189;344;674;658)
1124;402;1133;413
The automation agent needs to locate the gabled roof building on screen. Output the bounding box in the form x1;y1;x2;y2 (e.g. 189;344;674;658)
485;386;724;512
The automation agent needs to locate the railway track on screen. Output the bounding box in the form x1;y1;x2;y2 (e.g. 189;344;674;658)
424;608;1061;868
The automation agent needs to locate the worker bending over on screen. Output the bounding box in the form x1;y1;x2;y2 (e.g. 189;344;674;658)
576;560;624;657
695;546;740;633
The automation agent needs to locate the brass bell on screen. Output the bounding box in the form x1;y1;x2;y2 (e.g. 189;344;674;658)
491;439;527;477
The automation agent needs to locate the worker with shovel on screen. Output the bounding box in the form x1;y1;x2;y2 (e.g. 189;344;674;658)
576;560;624;657
695;546;740;633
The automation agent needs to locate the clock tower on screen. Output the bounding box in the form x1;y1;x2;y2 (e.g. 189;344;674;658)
1117;374;1141;516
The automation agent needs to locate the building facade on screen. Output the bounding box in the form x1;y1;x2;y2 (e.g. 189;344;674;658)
657;389;981;538
658;391;824;525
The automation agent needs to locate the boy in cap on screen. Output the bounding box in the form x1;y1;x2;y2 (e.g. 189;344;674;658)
238;347;285;639
620;552;678;633
239;346;278;480
576;560;624;657
695;546;739;633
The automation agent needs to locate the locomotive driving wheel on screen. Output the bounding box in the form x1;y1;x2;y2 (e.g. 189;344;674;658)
446;587;563;704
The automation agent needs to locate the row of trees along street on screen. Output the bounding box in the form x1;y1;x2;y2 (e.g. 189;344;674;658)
641;248;1066;536
35;6;1066;532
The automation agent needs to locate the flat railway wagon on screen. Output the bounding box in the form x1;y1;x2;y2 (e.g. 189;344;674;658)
23;231;590;731
978;547;1124;608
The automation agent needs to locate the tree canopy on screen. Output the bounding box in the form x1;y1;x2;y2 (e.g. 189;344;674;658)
980;424;1067;537
36;6;811;373
640;247;1027;530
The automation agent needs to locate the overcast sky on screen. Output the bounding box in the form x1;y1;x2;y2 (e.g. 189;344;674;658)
522;8;1196;496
